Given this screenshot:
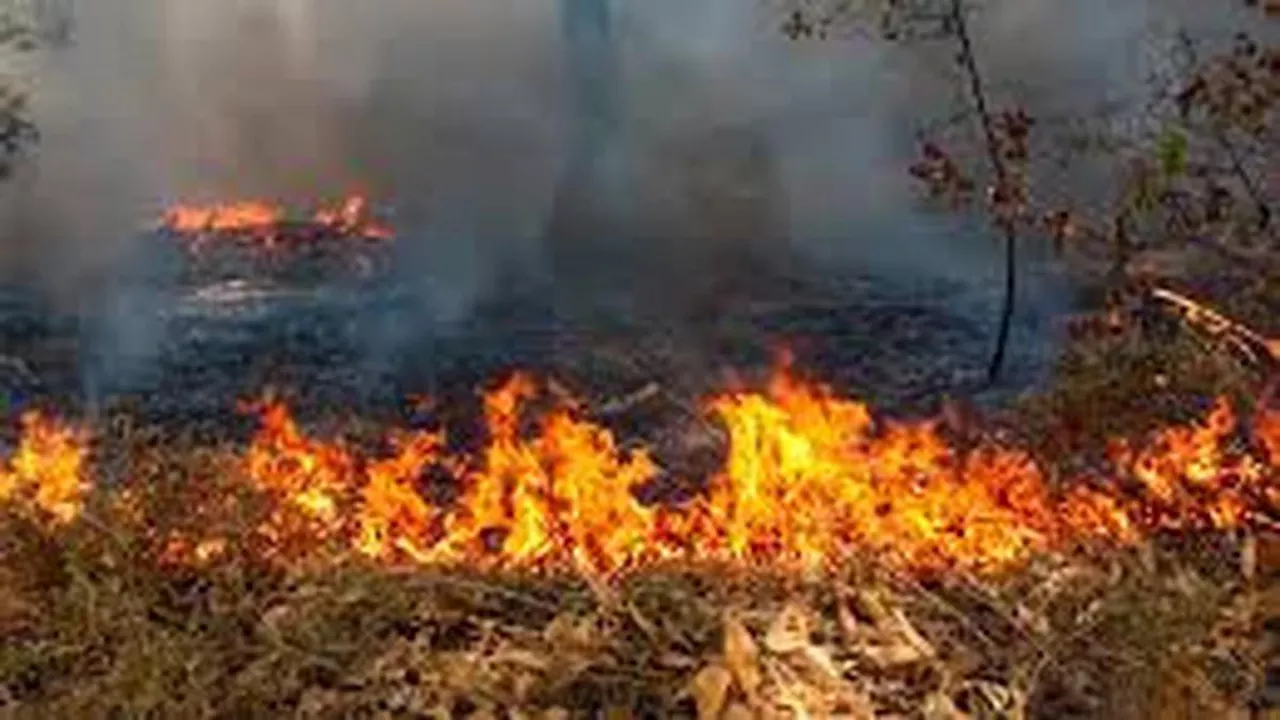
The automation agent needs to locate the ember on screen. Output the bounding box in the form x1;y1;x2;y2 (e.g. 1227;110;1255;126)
3;363;1276;576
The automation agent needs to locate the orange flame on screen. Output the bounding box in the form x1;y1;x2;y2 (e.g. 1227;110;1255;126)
4;368;1277;576
241;398;358;558
160;194;393;243
311;195;394;240
162;200;285;238
0;412;89;525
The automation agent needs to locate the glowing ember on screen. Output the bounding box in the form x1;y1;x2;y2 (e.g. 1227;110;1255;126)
0;412;89;525
3;368;1277;576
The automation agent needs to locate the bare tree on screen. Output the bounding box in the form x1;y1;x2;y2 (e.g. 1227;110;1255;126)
780;0;1279;381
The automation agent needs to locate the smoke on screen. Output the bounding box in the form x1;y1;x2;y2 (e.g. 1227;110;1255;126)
0;0;1250;394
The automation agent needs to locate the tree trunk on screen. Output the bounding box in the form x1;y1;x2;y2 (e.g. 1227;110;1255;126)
544;0;628;326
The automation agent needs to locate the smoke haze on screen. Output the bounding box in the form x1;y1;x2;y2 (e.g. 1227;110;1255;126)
0;0;1259;375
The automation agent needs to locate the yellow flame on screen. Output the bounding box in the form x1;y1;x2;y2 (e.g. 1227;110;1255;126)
4;368;1277;576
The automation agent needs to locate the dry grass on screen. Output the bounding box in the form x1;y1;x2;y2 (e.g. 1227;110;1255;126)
2;508;1274;719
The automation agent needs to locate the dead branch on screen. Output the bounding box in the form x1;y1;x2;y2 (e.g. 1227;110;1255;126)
1148;286;1280;371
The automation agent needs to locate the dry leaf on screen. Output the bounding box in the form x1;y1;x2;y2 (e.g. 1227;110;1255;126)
885;608;936;661
544;614;592;649
689;664;734;720
794;645;842;685
260;604;293;639
490;649;549;671
861;642;931;669
1257;532;1280;578
1241;533;1257;582
836;601;863;644
854;589;893;626
1012;603;1050;637
832;690;878;720
659;652;699;669
859;610;936;668
963;681;1022;718
724;614;763;698
922;693;968;720
764;604;811;655
602;705;633;720
722;702;756;720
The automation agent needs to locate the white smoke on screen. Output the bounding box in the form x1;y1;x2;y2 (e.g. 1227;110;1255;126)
0;0;1254;346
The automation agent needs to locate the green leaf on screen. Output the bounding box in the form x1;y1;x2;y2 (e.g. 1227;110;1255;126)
1157;128;1188;178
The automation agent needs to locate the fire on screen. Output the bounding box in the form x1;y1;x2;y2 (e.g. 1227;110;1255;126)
160;194;394;243
312;195;394;240
3;368;1277;576
357;375;660;572
0;412;89;525
162;200;284;238
437;374;660;572
701;372;1065;570
241;398;358;557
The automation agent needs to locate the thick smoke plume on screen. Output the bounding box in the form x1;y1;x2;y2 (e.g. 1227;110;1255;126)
0;0;1254;391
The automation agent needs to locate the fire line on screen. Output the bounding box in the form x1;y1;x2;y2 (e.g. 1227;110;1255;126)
3;366;1277;577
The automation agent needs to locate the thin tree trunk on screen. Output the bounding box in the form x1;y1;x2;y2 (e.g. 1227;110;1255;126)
947;0;1020;385
545;0;622;327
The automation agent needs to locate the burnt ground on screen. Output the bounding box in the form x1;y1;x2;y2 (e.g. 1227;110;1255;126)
0;229;1073;443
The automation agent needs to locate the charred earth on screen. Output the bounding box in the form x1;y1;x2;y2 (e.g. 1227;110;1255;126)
1;204;1071;438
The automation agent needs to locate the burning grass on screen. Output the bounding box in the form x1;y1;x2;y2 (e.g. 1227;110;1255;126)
2;355;1278;716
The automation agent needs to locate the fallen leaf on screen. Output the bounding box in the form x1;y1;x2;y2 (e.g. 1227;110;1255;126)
794;645;843;685
832;690;878;720
836;600;863;644
602;705;633;720
922;692;968;720
854;589;893;626
764;604;811;655
724;614;762;698
885;608;936;661
490;649;549;671
689;664;733;720
544;614;593;650
862;642;932;669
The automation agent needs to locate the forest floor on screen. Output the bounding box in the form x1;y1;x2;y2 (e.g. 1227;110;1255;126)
1;255;1278;718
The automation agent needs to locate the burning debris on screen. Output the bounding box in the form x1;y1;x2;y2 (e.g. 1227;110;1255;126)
161;194;393;243
156;194;395;285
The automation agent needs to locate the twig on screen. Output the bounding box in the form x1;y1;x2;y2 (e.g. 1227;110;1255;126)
945;0;1019;385
594;382;662;418
1174;31;1274;231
